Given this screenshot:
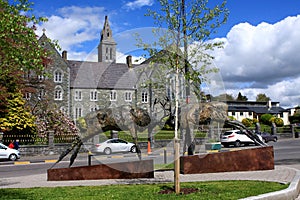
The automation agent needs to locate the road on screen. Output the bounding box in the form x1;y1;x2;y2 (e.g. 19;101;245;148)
0;138;299;178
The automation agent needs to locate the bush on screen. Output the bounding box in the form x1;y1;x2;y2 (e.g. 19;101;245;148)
252;118;258;124
289;113;300;124
242;118;252;127
273;117;284;127
228;116;236;121
260;114;273;125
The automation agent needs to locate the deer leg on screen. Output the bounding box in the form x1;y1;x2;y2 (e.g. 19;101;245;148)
131;125;141;160
181;126;187;156
186;124;195;155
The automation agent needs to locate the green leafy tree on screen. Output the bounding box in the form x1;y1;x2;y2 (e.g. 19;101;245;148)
0;0;48;116
236;92;248;101
139;0;228;194
0;93;36;134
270;117;284;127
289;113;300;124
213;93;234;101
256;93;270;102
260;113;273;125
242;118;253;127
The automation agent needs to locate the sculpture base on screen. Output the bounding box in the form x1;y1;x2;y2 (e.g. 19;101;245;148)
180;146;274;174
48;159;154;181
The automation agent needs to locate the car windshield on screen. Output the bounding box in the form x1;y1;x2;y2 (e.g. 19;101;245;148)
223;131;235;136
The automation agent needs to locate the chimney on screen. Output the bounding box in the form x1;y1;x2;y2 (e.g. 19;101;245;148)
126;55;132;68
62;50;67;60
268;100;272;110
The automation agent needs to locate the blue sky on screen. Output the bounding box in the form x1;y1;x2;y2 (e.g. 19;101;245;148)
24;0;300;108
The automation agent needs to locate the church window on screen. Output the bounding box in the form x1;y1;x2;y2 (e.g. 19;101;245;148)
110;48;113;60
75;106;82;119
125;92;132;102
90;90;98;101
75;90;82;101
38;89;45;100
141;91;148;103
110;90;117;101
54;86;63;100
54;70;63;82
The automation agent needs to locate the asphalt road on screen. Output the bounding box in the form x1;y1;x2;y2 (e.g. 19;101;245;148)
0;138;299;178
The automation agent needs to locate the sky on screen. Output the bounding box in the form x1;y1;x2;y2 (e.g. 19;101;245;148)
23;0;300;108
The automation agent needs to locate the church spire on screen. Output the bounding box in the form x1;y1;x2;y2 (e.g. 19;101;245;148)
98;16;117;63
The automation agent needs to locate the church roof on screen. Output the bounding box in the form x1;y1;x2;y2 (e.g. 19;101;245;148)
68;60;143;90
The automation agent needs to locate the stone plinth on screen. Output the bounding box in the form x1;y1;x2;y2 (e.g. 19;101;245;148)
48;159;154;181
180;146;274;174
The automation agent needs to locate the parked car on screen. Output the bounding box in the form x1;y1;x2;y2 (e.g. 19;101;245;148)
0;142;21;161
94;138;137;155
260;132;278;143
221;130;263;147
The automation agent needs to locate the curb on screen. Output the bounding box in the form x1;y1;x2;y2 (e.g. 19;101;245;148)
10;152;173;165
241;168;300;200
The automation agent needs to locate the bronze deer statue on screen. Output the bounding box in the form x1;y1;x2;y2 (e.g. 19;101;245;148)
51;97;171;168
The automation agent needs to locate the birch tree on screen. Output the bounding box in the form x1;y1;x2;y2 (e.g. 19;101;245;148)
137;0;228;194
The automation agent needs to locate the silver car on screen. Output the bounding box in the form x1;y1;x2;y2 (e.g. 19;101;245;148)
94;139;137;155
0;142;21;161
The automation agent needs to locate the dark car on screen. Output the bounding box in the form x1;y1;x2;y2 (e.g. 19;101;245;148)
260;132;278;143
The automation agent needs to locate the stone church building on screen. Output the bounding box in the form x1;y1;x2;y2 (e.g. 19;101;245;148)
33;16;171;121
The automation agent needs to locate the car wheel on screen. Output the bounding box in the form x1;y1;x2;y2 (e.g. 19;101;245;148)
104;148;112;155
234;141;241;147
9;154;17;161
223;144;229;148
130;146;137;153
273;138;278;142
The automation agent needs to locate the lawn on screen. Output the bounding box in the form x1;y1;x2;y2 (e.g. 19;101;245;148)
0;180;288;200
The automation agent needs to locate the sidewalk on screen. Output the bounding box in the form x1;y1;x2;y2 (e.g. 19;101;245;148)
1;162;300;199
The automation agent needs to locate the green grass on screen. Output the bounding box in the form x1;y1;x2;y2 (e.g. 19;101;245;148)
0;181;288;200
101;130;207;142
154;163;174;170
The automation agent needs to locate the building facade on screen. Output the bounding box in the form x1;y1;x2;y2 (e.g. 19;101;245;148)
227;100;289;125
31;16;168;122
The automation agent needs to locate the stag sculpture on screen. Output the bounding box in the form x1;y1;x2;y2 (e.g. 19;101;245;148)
52;100;266;168
52;97;171;168
178;101;266;155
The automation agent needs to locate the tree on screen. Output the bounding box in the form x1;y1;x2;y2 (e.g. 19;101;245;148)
256;93;270;102
139;0;228;194
0;93;36;134
0;0;48;117
236;92;248;101
213;93;234;101
260;113;273;125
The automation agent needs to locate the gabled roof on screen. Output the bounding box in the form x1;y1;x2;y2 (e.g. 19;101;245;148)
68;60;146;90
228;103;287;114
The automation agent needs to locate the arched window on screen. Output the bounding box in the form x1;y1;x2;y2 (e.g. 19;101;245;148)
74;104;83;119
54;86;63;100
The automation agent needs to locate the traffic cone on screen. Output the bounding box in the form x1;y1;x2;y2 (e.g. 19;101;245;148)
147;141;152;154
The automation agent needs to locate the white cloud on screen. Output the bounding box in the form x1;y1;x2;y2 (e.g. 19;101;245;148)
211;15;300;108
36;6;109;54
124;0;154;11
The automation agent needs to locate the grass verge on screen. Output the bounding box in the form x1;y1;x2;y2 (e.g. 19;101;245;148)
0;180;288;200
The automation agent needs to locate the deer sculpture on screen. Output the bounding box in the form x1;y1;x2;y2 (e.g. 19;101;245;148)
51;97;172;168
52;100;266;168
179;101;266;155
